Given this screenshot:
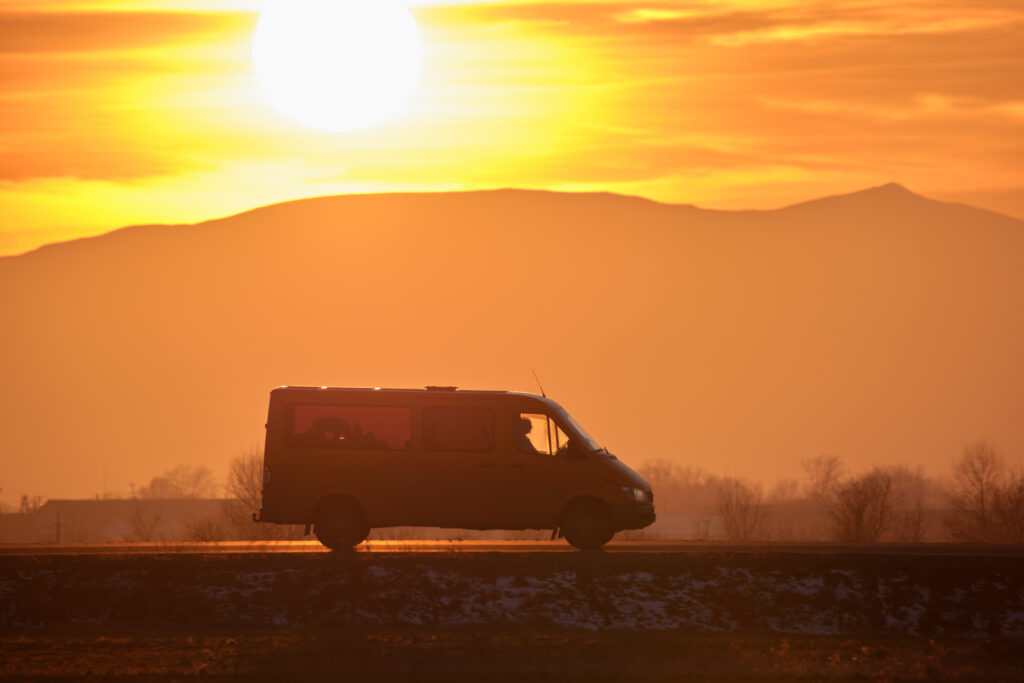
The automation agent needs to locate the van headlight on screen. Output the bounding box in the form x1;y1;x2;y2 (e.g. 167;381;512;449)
621;487;648;503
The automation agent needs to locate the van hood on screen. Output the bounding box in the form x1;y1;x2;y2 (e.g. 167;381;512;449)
602;453;650;490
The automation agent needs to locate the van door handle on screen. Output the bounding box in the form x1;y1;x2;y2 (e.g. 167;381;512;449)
508;463;526;469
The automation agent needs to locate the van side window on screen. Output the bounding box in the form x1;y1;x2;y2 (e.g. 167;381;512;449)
513;413;570;456
422;407;495;453
289;405;412;450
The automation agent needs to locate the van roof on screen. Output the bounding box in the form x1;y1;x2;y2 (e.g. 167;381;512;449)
270;385;561;408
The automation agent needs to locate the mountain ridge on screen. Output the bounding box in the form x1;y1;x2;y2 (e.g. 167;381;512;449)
5;183;1020;263
777;182;1023;224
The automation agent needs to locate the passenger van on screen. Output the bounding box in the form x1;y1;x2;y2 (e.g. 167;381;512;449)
255;386;655;549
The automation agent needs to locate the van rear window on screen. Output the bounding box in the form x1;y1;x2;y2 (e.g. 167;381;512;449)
288;404;412;450
421;407;494;453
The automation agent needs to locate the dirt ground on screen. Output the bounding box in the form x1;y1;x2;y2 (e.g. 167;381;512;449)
4;628;1024;681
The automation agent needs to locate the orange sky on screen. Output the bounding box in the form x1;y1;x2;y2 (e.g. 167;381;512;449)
2;0;1023;255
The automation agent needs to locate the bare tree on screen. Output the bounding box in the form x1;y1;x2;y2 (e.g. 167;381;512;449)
766;478;801;504
137;464;219;499
637;459;714;514
947;440;1006;542
993;476;1024;543
947;440;1024;543
136;476;181;499
800;455;845;540
128;487;162;541
829;468;898;542
716;477;767;541
225;451;263;515
221;450;302;540
168;464;219;498
802;454;844;507
887;466;928;542
803;457;925;542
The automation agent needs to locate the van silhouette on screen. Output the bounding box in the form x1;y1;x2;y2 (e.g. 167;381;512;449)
254;386;655;549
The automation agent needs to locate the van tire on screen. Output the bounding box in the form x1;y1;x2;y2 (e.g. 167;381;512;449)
562;501;614;549
314;499;369;550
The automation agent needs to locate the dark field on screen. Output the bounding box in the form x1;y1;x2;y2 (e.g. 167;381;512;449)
7;628;1024;681
3;548;1023;681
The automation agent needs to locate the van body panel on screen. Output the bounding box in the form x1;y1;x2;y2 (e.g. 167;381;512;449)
257;386;656;541
608;502;657;530
414;440;501;530
504;448;581;529
583;454;651;490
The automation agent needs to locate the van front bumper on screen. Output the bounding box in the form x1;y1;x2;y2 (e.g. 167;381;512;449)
609;503;656;531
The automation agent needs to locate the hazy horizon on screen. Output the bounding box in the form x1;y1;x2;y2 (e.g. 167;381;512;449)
2;1;1022;509
2;185;1022;507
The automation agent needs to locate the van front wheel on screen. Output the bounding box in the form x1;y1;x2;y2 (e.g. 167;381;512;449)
562;501;614;549
314;499;369;550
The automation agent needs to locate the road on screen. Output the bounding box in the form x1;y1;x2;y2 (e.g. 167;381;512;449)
2;539;1023;556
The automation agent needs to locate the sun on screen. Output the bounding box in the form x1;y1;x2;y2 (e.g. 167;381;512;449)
253;0;423;133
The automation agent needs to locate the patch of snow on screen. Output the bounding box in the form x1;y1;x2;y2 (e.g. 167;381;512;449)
236;571;276;588
781;575;826;597
4;557;1016;638
1001;611;1024;637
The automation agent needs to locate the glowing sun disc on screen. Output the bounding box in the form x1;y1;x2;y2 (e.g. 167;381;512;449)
253;0;422;133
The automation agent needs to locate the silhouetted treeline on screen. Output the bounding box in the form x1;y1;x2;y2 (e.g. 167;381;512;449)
637;439;1023;542
5;441;1022;543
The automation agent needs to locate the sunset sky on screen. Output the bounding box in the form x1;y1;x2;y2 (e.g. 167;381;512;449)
2;0;1023;256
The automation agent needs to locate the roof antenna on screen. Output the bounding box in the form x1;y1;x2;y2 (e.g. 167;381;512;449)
531;369;546;397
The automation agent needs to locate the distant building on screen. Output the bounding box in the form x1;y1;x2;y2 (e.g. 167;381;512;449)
0;498;228;543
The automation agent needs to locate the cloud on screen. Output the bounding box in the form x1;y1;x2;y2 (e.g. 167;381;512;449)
418;1;1024;48
0;11;253;54
0;1;258;10
759;93;1024;122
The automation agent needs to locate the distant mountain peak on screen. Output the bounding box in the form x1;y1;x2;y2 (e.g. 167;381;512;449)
779;181;927;214
864;181;915;196
825;182;921;202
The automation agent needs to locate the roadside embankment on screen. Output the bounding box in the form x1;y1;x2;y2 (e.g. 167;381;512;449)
2;550;1022;637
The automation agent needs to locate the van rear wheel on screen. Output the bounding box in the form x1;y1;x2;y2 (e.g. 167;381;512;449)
562;501;614;549
314;499;369;550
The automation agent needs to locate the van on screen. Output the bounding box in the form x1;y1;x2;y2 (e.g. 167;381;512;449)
254;386;655;549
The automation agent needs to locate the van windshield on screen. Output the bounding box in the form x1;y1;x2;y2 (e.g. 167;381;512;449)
554;408;601;452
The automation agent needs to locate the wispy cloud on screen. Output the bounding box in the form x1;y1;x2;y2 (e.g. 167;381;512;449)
0;11;252;53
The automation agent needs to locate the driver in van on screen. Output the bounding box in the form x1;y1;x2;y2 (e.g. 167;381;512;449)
513;415;539;454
